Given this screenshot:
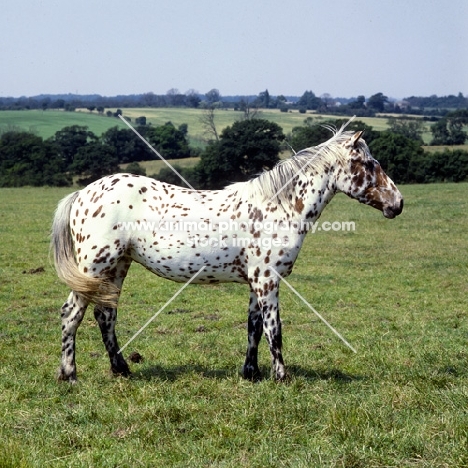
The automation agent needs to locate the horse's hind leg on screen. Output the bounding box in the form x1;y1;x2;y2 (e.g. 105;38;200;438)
93;256;132;377
94;305;130;377
58;292;89;383
242;287;263;380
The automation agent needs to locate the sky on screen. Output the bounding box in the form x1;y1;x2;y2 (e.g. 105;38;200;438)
1;0;467;100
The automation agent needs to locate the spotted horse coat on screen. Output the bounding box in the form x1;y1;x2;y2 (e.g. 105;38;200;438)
52;124;403;382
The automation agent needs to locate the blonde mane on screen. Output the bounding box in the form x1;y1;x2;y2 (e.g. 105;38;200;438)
228;119;357;207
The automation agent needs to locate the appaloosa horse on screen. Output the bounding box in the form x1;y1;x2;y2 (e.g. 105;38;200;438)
52;124;403;382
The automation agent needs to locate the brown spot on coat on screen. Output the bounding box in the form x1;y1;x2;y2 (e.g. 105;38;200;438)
295;197;304;213
92;205;103;217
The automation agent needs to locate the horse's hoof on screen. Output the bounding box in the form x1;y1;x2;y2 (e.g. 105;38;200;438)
242;365;262;381
57;367;77;384
111;366;132;378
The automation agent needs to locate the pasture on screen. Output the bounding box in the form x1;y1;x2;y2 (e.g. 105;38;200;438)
121;156;201;177
0;182;467;467
0;110;127;139
0;107;436;146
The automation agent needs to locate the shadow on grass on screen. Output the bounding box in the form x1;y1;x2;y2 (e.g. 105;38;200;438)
132;363;366;383
133;364;231;382
286;365;367;383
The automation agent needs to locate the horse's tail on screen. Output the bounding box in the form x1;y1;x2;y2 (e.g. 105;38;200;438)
51;191;119;308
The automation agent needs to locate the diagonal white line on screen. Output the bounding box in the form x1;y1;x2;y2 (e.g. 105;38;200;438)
270;267;357;353
267;115;356;205
118;266;206;354
266;145;326;204
118;114;195;190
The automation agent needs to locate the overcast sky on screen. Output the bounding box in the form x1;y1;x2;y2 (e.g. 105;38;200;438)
1;0;467;99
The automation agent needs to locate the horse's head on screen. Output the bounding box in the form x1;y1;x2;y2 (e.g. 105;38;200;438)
337;131;403;219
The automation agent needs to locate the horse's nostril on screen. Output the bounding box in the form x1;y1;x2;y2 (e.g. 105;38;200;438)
400;198;404;210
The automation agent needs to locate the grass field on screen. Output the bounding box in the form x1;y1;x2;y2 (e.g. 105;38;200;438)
100;108;430;145
0;107;438;146
0;181;467;467
0;110;127;139
121;157;201;176
423;144;468;153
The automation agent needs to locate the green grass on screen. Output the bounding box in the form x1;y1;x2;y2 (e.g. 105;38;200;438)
121;156;201;176
0;107;459;148
1;183;468;467
107;108;396;146
423;144;468;153
0;109;127;139
0;107;400;142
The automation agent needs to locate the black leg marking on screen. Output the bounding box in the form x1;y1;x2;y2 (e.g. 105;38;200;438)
57;292;88;383
94;305;131;377
262;303;286;381
243;288;263;380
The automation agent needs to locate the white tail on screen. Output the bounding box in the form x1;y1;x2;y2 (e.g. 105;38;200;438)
51;192;119;308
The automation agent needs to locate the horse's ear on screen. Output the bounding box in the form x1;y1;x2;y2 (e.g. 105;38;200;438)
351;131;364;147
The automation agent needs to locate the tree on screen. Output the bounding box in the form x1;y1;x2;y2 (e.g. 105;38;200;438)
297;91;322;110
423;149;468;183
369;131;425;183
101;126;152;163
71;142;119;185
53;125;98;166
430;110;468;145
387;117;425;142
320;93;334;108
200;105;219;142
124;162;147;176
185;89;201;108
196;119;285;189
367;92;388;113
145;122;191;159
205;89;221;105
258;89;270;108
239;99;260;120
348;95;366;109
0;131;71;187
166;88;180;106
289;119;377;152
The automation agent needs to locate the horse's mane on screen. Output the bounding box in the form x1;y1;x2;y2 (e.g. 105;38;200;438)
227;120;357;207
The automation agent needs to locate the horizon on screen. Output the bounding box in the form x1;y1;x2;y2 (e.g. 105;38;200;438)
1;1;467;99
2;90;466;103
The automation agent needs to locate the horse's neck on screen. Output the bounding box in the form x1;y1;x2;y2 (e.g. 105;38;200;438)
295;164;338;222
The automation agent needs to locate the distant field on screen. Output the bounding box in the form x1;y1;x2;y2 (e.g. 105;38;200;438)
121;157;200;175
107;108;395;145
423;144;468;153
0;107;402;144
0;107;454;147
0;109;127;139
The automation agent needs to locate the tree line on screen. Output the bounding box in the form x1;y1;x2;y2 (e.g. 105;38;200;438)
0;122;193;187
1;90;467;116
1;113;466;189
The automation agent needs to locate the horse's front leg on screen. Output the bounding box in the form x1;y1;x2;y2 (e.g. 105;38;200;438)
243;287;263;380
249;277;286;381
262;291;286;381
58;292;88;383
94;306;131;377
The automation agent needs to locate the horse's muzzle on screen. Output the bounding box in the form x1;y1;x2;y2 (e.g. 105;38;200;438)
383;198;404;219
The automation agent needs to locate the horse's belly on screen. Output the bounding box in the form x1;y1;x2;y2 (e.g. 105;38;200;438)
129;234;249;284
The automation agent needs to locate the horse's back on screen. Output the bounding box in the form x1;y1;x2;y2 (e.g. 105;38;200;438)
69;174;252;284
